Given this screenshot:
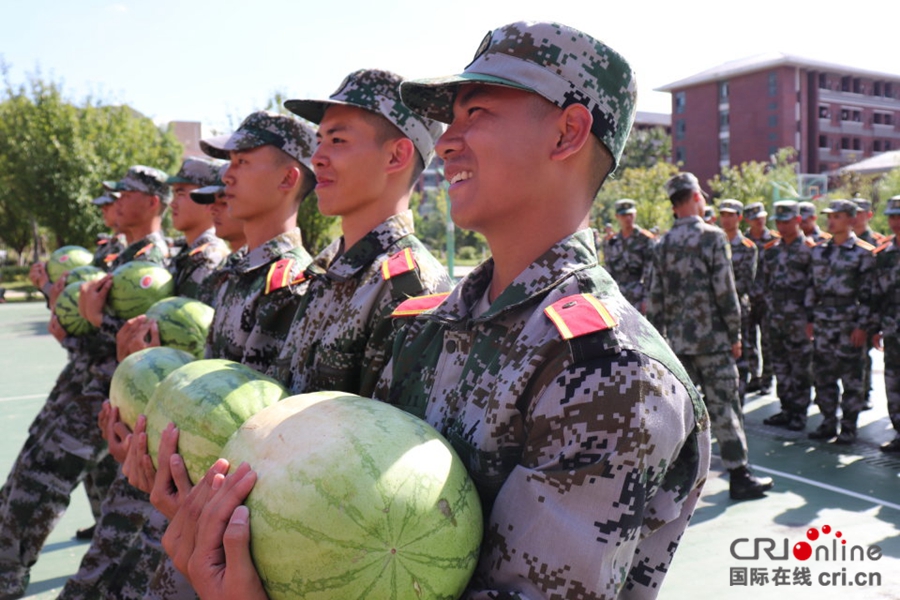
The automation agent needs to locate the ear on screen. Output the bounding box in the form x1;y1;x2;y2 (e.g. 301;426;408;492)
385;137;416;176
549;103;592;162
278;165;302;192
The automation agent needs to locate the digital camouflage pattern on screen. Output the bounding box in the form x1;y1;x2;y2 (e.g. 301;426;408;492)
399;21;637;168
270;211;452;395
809;233;876;431
646;215;749;470
377;229;710;599
103;165;172;202
168;227;230;300
760;234;815;419
285;69;444;166
91;233;126;270
729;231;757;398
166;156;225;187
602;227;654;310
746;225;778;386
199;110;317;170
664;172;704;198
873;236;900;437
206;228;312;374
857;227;888;248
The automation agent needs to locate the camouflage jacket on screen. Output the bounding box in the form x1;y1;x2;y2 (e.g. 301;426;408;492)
205;228;312;374
873;236;900;337
270;211;452;396
809;233;876;331
168;228;230;301
196;251;241;308
759;234;815;325
602;227;655;309
858;227;888;248
807;226;832;243
647;216;742;355
746;228;779;304
91;233;127;271
729;232;757;307
377;229;710;599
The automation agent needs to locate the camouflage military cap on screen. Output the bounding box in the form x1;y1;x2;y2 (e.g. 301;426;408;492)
167;157;227;187
744;202;768;221
718;199;743;214
885;195;900;215
103;165;172;202
398;21;637;169
284;69;444;166
822;199;858;216
772;200;800;221
614;199;637;215
199;111;317;170
852;196;873;212
664;172;706;200
190;164;228;205
91;194;117;206
798;201;818;218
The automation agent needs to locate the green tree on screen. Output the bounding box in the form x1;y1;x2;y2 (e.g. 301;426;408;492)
593;162;680;233
707;147;799;217
617;127;672;171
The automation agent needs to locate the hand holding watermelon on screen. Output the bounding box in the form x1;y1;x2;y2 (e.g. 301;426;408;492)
79;276;114;327
117;315;161;362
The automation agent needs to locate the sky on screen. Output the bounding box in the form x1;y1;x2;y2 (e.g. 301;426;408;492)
2;0;899;134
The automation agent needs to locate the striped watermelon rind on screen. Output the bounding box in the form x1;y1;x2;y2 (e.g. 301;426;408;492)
221;393;483;600
65;265;106;286
144;297;214;359
54;282;98;336
144;359;288;484
47;245;94;283
107;262;175;320
109;347;195;430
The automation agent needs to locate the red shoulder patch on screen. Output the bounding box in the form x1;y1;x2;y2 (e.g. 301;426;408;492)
764;239;779;250
97;238;108;246
770;229;782;238
381;248;417;280
639;228;656;240
104;253;119;264
544;294;617;340
741;237;755;249
188;242;211;257
265;258;295;294
873;241;892;255
391;292;450;317
134;243;155;257
855;239;875;252
804;238;816;248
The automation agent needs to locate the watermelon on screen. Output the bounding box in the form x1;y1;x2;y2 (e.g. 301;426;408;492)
220;393;483;600
47;245;94;282
145;297;214;359
144;359;287;483
54;282;97;336
107;262;174;320
65;265;106;286
109;347;195;429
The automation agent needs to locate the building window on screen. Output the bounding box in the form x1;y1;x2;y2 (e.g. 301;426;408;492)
719;81;729;101
853;78;862;94
841;76;851;92
886;113;894;125
675;92;686;114
852;110;862;123
719;138;730;161
887;141;893;151
841;137;850;150
874;140;882;152
769;146;779;157
768;115;778;127
841;108;850;121
675;119;686;140
768;72;778;97
874;81;883;96
852;138;861;151
886;83;894;98
676;147;686;163
819;135;829;149
818;73;828;89
719;111;729;131
818;105;830;119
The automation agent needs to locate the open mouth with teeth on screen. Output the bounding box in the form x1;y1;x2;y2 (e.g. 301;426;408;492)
448;171;473;185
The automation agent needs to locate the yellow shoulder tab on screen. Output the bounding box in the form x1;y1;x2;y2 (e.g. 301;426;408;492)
873;241;892;255
544;294;617;340
134;242;155;257
855;239;875;252
381;248;417;280
265;258;295;294
391;292;450;317
189;242;211;257
804;238;816;248
764;239;779;250
741;237;755;249
639;228;656;240
770;229;782;238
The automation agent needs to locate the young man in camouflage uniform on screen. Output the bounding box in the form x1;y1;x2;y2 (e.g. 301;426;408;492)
799;201;831;243
703;205;717;225
648;172;772;501
719;199;757;401
0;166;170;599
851;196;884;410
759;201;815;431
807;199;876;444
169;22;711;600
872;195;900;453
602;198;655;313
744;201;777;395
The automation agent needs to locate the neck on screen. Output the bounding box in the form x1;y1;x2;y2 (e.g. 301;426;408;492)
340;193;409;251
832;231;850;245
127;219;161;245
243;205;298;251
781;231;799;245
182;225;209;247
620;225;634;237
226;235;247;252
725;228;739;240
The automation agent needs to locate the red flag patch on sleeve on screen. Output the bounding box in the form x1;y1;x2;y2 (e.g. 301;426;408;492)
265;258;295;295
382;248;417;280
189;242;211;257
134;243;155;257
391;292;450;317
544;294;617;340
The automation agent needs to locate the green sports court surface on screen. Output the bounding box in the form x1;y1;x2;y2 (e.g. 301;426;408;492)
2;301;899;599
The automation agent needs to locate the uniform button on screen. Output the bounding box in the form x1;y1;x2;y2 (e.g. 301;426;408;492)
446;340;458;353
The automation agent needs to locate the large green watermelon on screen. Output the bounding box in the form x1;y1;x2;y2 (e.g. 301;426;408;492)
54;282;97;336
221;393;483;600
109;347;195;429
47;245;94;282
107;262;174;319
145;359;287;483
145;297;214;359
65;265;106;286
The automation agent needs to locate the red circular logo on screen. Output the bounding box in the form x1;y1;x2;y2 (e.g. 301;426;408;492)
140;275;154;289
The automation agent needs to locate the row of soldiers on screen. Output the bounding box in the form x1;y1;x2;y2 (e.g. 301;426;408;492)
0;22;712;600
603;189;900;454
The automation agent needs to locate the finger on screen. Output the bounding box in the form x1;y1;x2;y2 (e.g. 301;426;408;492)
149;320;161;346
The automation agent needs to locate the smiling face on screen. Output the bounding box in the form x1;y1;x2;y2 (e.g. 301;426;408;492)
437;84;560;234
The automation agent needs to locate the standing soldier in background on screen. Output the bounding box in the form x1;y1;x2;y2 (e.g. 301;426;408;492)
759;201;815;431
603;198;655;313
744;201;777;395
719;199;757;401
852;196;885;409
703;205;717;225
648;172;773;500
807;199;876;444
799;201;831;242
872;195;900;453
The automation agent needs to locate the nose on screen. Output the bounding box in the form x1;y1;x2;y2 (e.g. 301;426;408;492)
312;145;328;170
435;121;462;161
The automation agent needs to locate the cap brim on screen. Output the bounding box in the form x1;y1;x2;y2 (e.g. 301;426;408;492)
189;185;224;204
91;196;115;206
400;73;534;124
102;180;123;192
719;209;739;214
199;133;242;160
283;99;335;125
166;175;196;185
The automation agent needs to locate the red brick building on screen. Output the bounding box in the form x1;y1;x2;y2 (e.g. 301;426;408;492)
658;53;900;189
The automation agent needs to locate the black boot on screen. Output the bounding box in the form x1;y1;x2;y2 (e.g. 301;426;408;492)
808;416;837;440
763;411;790;427
729;466;774;500
786;412;807;431
834;414;858;445
75;524;96;540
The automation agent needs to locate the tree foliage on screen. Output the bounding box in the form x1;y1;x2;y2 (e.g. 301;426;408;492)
593;162;680;233
617;127;672;172
707;147;799;216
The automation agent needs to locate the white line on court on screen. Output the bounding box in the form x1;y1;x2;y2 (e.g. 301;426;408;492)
0;393;46;403
756;465;900;512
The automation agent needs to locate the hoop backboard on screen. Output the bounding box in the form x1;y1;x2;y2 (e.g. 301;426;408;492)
798;174;828;200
